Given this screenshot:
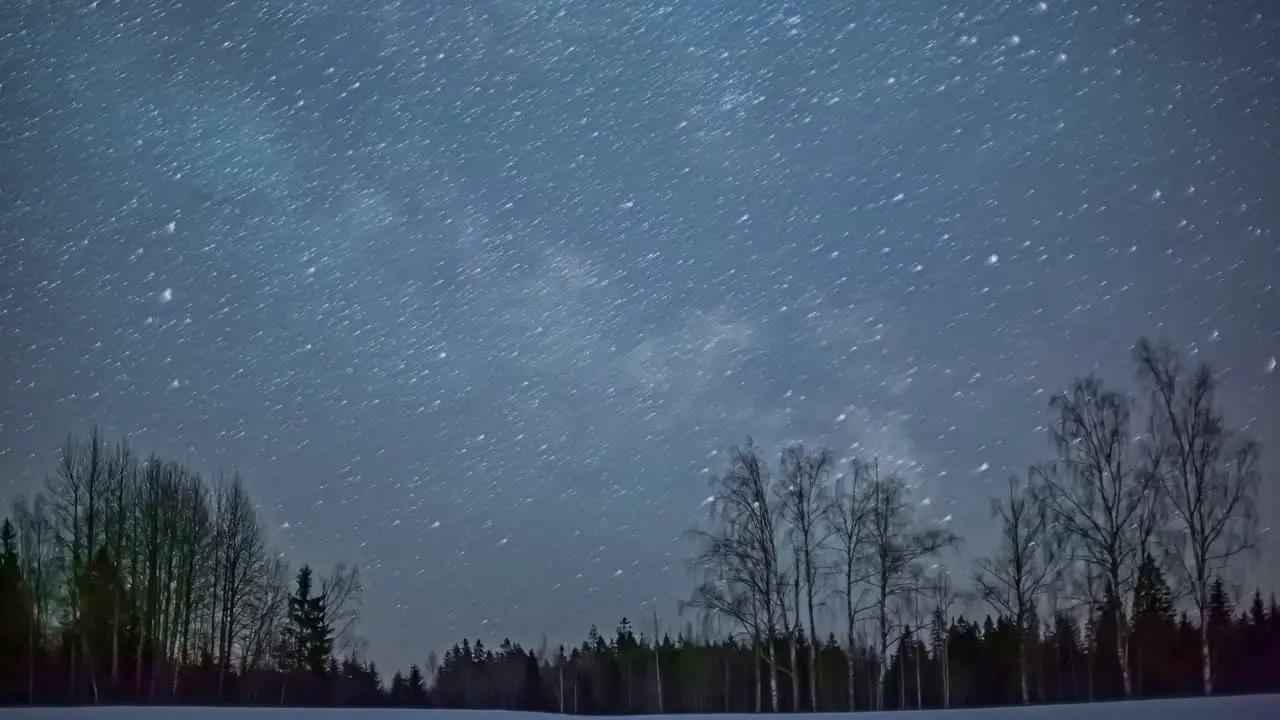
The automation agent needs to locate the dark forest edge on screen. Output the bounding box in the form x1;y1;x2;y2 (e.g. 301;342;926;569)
0;336;1274;712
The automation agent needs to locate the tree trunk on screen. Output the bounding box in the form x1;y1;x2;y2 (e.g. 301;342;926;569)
1115;602;1131;697
876;599;889;710
767;639;779;713
898;640;905;709
652;615;663;713
808;640;818;711
1019;636;1029;704
81;631;100;704
753;637;762;713
845;579;857;712
914;636;922;709
846;636;856;711
1200;610;1213;696
942;637;951;709
788;634;799;710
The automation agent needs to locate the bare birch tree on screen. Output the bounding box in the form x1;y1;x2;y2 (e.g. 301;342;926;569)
1135;338;1261;696
1041;376;1154;698
826;458;875;711
685;441;785;712
904;564;932;709
320;563;364;658
927;570;964;709
777;443;831;712
973;469;1064;704
861;461;957;710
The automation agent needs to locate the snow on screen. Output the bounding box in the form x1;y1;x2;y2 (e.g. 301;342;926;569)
4;696;1278;719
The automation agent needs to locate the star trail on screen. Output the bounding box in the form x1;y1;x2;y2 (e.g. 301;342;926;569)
2;1;1277;673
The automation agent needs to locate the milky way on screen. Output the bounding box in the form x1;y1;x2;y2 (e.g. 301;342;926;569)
2;0;1277;672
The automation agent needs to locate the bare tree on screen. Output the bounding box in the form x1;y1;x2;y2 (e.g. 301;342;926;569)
777;565;800;711
46;430;108;703
777;443;832;711
211;474;270;698
137;456;167;699
171;469;213;698
861;461;957;710
320;563;364;658
904;564;932;709
1041;376;1154;698
685;440;786;712
5;431;361;706
244;555;290;671
102;439;135;691
1135;338;1261;696
927;570;965;709
973;469;1064;704
827;458;876;711
12;493;57;704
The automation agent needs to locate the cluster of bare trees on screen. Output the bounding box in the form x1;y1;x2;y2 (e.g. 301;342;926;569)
1028;339;1261;699
686;441;958;712
686;337;1263;711
3;430;363;704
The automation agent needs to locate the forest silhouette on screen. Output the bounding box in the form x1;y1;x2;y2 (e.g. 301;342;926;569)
1;336;1275;711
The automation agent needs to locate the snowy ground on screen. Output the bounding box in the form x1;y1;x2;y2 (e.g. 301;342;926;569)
4;695;1279;719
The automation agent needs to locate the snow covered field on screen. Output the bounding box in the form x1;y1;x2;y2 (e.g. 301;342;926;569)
5;695;1279;720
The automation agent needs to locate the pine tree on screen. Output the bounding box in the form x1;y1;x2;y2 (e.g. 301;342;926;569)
407;664;426;706
389;671;409;706
1131;554;1176;696
282;566;335;683
1206;578;1234;693
1249;590;1266;629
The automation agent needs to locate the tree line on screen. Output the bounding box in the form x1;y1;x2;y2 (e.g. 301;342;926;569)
0;336;1274;710
0;432;361;706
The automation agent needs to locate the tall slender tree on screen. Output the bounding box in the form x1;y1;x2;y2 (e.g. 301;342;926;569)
974;468;1064;704
1042;377;1155;698
1135;338;1261;696
860;462;957;709
827;457;875;711
686;440;785;712
777;444;831;711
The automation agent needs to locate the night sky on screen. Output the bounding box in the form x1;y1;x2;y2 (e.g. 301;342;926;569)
2;0;1277;673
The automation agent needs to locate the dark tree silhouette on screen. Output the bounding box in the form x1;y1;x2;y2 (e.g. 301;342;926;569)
0;333;1275;711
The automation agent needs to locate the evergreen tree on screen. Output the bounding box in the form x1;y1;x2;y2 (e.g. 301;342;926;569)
283;566;335;678
1249;590;1266;630
407;664;426;706
1131;554;1177;696
1206;578;1234;693
389;671;409;706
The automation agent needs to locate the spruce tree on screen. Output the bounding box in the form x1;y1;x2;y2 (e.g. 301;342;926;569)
285;565;335;677
407;664;426;706
1131;554;1176;696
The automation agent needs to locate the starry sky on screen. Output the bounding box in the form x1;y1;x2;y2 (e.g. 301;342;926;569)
1;0;1277;673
